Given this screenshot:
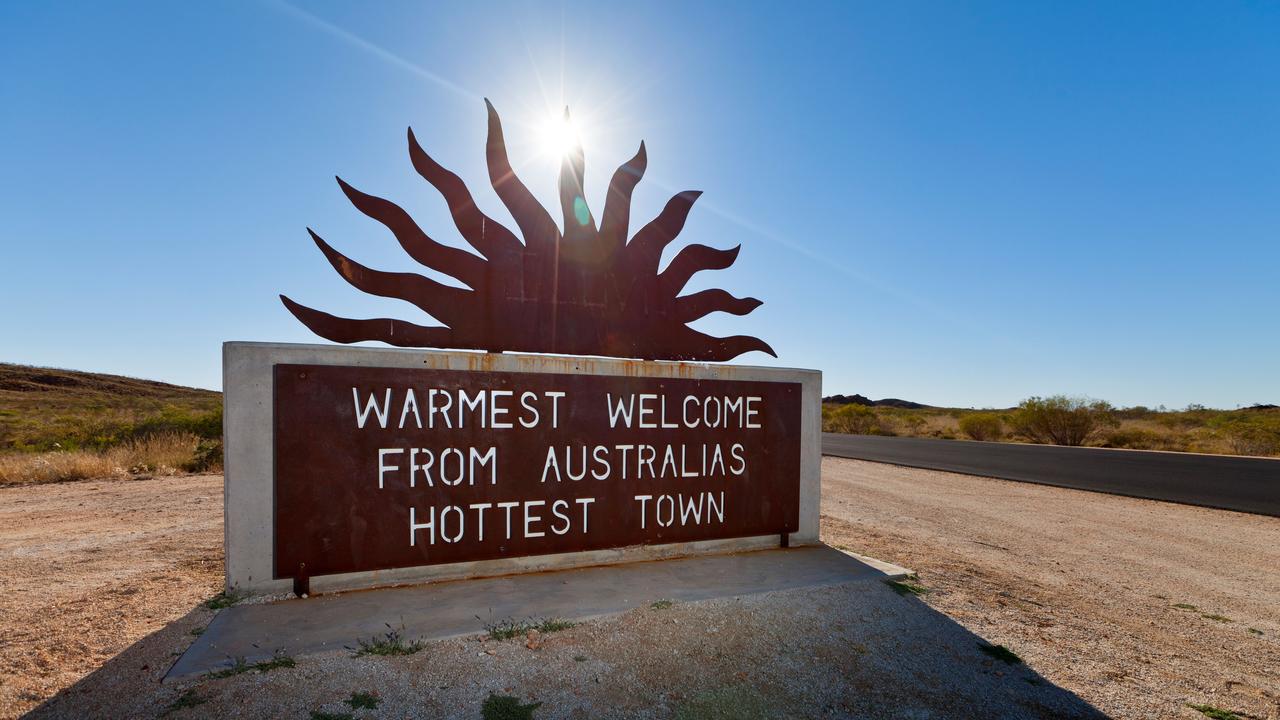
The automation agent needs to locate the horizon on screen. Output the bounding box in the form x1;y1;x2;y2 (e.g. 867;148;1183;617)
2;2;1277;408
5;359;1274;412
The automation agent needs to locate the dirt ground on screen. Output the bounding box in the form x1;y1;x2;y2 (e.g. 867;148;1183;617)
1;459;1276;719
0;475;224;717
820;459;1280;719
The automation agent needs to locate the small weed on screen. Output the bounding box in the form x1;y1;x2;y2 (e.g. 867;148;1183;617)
350;624;424;657
253;653;296;672
345;691;381;710
977;642;1022;665
1248;628;1264;636
650;599;675;610
481;616;575;641
1186;703;1242;720
885;576;929;597
1201;613;1233;623
573;655;588;662
481;693;541;720
483;618;528;641
310;712;354;720
1172;603;1198;611
204;589;243;610
204;651;295;679
190;627;204;637
206;657;249;679
162;689;206;716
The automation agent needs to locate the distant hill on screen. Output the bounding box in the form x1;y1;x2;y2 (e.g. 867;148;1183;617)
822;394;929;410
0;363;220;452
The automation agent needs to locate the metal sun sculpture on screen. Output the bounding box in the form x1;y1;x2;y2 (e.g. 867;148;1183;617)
281;100;775;362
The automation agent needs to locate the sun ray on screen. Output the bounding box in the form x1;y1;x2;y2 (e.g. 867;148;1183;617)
270;1;478;102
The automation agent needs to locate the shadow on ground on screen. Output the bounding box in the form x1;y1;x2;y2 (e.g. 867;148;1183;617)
23;601;211;719
28;548;1108;719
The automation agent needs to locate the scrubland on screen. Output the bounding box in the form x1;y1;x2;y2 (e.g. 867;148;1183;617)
0;363;221;484
823;395;1280;458
4;361;1277;487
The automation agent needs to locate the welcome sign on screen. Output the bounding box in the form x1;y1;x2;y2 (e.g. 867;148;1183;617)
226;100;819;594
273;364;801;578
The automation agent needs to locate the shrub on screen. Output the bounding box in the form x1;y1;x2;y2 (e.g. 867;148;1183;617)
1115;405;1154;420
891;413;926;435
822;404;891;436
1011;396;1116;446
105;432;201;474
958;413;1004;441
1100;427;1166;450
1208;412;1280;456
184;439;224;473
132;406;223;442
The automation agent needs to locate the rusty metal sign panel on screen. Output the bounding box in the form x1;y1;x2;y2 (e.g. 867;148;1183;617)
273;363;801;579
280;100;773;362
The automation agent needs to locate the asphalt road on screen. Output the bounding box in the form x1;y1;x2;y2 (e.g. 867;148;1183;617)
822;433;1280;517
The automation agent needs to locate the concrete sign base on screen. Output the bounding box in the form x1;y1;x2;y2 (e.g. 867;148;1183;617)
172;545;898;680
224;342;821;595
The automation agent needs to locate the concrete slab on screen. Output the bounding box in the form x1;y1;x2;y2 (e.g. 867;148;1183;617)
168;545;906;680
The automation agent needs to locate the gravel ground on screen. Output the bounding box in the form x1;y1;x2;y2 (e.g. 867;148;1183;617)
2;460;1277;719
0;475;223;718
820;458;1280;720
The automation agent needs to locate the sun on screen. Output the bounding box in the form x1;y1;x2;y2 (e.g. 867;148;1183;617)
538;108;581;158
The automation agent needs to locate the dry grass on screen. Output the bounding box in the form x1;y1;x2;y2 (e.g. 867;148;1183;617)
0;363;223;485
0;432;216;485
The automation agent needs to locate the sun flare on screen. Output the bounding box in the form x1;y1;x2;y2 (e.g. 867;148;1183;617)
281;100;774;361
538;109;581;158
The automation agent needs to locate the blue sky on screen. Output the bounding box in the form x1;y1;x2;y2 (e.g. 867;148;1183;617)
2;1;1277;408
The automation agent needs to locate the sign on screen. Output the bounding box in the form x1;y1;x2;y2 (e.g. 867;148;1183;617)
280;100;774;362
222;100;818;595
273;363;801;579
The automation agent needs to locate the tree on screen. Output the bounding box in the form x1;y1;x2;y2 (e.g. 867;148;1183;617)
1011;396;1116;446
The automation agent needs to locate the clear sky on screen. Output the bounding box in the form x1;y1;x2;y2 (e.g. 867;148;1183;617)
2;1;1277;408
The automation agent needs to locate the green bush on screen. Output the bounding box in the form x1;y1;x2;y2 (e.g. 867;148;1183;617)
893;413;926;435
822;404;891;436
1208;411;1280;456
1011;396;1116;446
958;413;1004;441
183;439;224;472
132;406;223;441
